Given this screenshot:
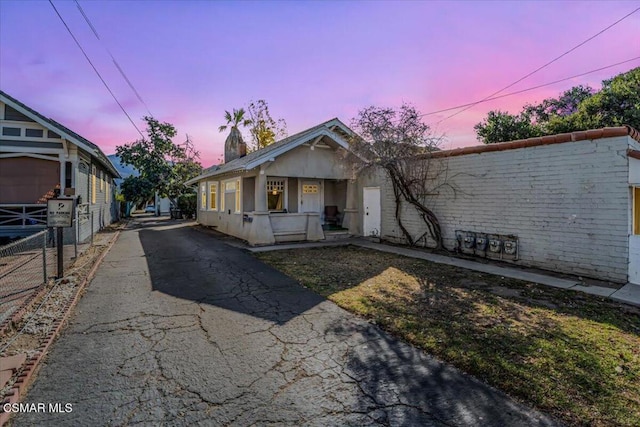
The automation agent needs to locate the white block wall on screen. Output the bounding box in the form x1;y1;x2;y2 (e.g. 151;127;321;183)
371;136;633;283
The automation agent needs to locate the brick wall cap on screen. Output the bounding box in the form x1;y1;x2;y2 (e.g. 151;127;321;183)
425;126;640;159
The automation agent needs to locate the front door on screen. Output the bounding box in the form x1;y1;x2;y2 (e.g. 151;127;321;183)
301;180;321;213
363;187;381;237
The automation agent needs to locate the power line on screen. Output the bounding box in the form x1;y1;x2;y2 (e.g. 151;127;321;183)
437;5;640;123
74;0;153;116
420;57;640;118
48;0;144;139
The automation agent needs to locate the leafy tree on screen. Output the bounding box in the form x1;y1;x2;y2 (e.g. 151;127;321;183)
166;136;202;203
116;116;202;209
218;102;288;153
474;110;541;144
475;67;640;143
524;85;594;124
218;108;252;133
120;175;154;206
349;104;451;249
556;67;640;132
246;100;287;151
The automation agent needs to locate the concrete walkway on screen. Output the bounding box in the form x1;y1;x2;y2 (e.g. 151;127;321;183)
248;238;640;307
14;219;558;426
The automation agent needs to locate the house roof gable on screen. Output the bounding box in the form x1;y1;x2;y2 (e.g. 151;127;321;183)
186;118;354;185
0;90;121;178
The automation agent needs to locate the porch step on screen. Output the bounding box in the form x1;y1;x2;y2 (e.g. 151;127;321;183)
273;230;306;237
324;231;351;241
273;230;307;243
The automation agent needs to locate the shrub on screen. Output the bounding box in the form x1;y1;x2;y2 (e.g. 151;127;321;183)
177;193;196;219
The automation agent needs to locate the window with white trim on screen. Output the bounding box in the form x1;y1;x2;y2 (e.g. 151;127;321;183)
200;184;207;210
209;182;218;210
267;178;286;211
235;179;241;212
91;165;97;204
100;170;104;191
223;179;241;213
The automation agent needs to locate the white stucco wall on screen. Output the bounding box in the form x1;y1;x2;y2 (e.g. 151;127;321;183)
369;136;634;283
265;144;351;179
195;143;353;242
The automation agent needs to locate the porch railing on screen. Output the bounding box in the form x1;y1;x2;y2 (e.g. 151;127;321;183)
0;204;48;228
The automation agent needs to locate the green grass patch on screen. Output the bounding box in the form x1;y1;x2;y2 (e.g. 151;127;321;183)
256;246;640;427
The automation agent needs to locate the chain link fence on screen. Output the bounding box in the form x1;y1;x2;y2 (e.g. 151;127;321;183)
0;231;49;324
0;224;81;325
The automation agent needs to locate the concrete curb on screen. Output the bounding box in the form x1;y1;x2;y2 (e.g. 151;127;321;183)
0;231;120;427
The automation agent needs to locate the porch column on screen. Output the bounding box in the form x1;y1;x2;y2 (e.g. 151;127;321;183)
58;154;66;196
248;165;275;246
342;178;359;235
255;165;268;212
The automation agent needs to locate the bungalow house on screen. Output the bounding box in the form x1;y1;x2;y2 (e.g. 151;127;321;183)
188;115;640;286
358;126;640;286
0;90;120;241
186;119;360;245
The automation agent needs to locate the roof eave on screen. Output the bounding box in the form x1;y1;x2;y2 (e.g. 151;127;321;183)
244;127;351;170
0;91;121;178
185;166;245;185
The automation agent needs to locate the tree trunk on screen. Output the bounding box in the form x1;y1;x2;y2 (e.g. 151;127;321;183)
385;165;444;250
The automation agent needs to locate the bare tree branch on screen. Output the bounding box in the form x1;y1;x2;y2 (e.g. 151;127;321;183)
347;104;452;250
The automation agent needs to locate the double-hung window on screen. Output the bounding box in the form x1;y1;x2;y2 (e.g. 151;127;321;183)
91;165;97;204
209;182;218;210
223;179;241;213
200;184;207;210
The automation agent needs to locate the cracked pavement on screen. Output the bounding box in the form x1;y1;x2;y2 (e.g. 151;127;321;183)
13;218;559;426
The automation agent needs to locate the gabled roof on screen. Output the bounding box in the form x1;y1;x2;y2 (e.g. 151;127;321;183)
185;118;354;185
0;90;121;178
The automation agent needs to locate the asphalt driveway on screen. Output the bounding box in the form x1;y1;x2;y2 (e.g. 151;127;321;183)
14;218;558;426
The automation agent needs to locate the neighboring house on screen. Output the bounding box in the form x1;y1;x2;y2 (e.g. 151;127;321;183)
186;118;359;245
0;90;121;241
359;126;640;286
154;193;171;216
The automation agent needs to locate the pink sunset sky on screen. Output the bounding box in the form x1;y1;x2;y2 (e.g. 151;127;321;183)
0;0;638;167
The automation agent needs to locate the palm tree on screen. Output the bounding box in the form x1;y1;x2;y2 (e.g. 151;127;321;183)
218;108;252;133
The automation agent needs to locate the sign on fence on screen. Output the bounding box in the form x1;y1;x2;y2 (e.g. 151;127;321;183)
47;198;74;227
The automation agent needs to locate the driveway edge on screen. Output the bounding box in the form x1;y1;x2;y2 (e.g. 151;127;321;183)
0;230;121;427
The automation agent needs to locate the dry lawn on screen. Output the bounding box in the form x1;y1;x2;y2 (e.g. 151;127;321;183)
256;246;640;427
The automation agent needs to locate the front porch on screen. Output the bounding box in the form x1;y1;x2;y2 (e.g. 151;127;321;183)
243;176;359;246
